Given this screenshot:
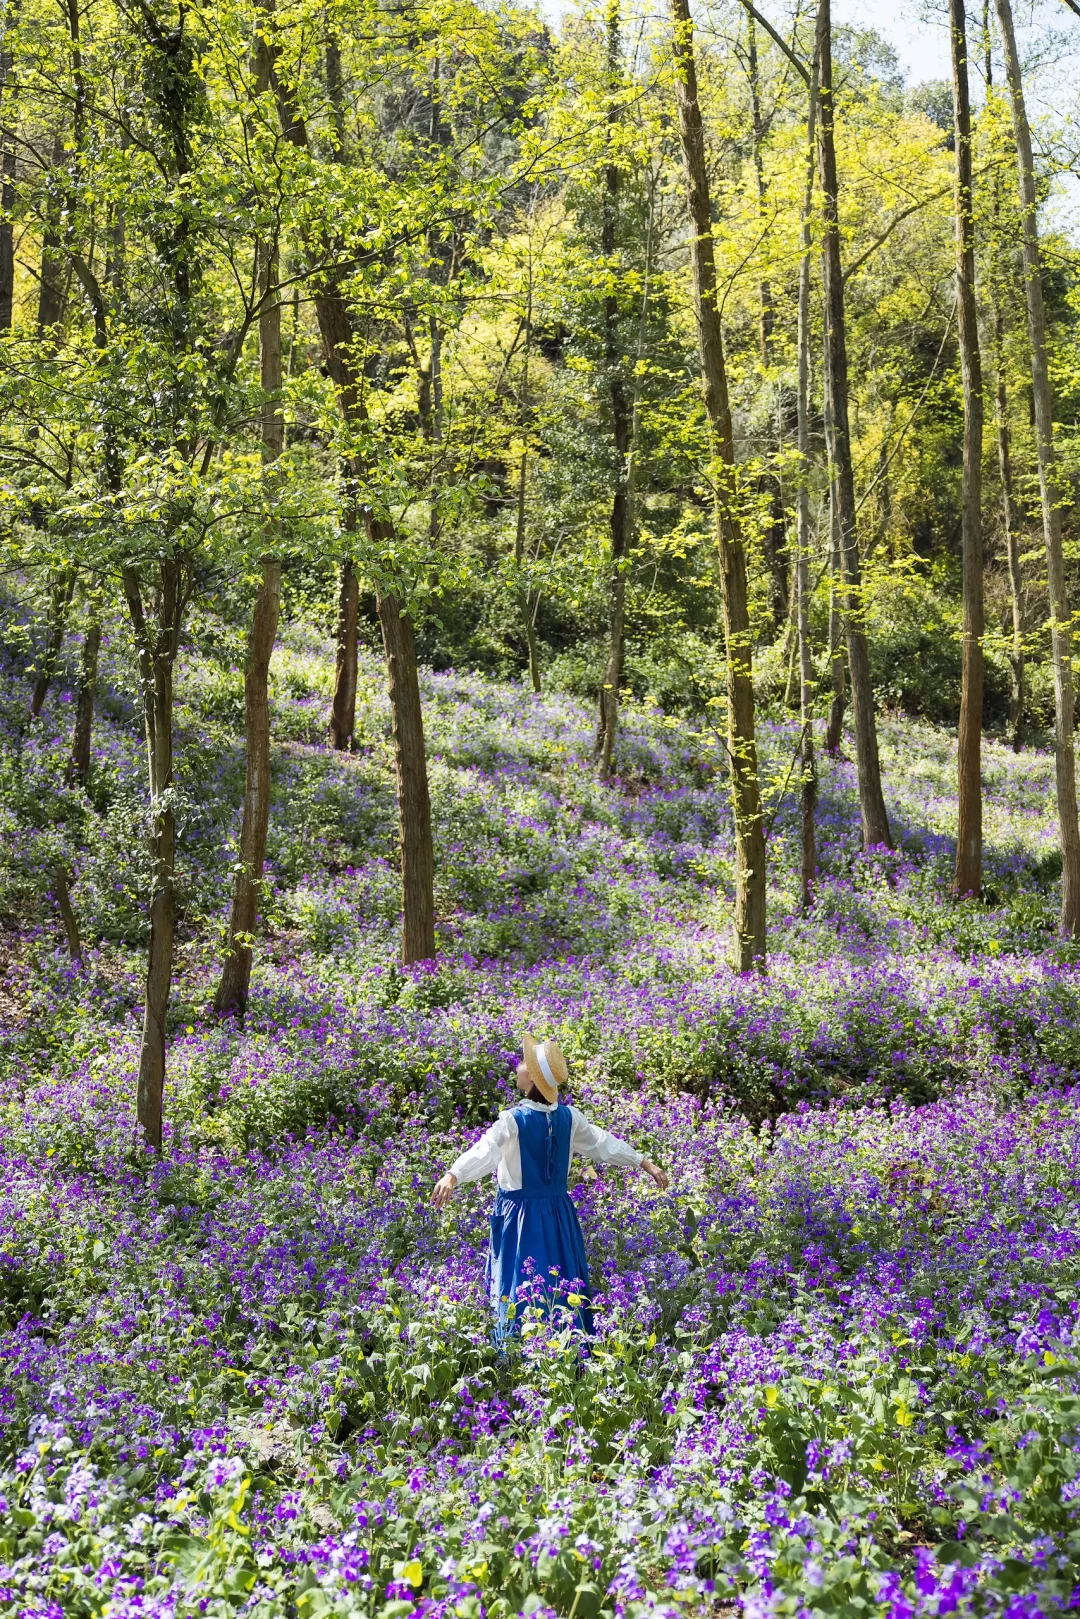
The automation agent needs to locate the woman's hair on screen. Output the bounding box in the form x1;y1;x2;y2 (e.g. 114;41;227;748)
523;1083;549;1104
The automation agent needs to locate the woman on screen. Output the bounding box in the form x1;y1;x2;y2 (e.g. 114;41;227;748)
432;1034;669;1336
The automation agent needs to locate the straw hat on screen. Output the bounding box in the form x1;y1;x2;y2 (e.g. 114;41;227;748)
522;1033;568;1104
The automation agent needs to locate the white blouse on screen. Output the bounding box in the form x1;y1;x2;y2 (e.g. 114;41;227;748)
448;1099;644;1191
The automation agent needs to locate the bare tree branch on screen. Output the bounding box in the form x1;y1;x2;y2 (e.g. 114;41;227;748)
736;0;810;84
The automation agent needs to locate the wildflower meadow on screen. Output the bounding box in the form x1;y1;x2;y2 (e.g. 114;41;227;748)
2;608;1080;1619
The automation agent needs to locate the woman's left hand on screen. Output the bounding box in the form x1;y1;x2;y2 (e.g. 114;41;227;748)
641;1158;670;1192
432;1172;458;1208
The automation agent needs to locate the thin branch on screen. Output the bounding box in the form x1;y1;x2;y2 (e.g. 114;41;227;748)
735;0;811;84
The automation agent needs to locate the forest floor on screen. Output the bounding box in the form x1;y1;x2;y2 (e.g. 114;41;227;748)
1;607;1079;1619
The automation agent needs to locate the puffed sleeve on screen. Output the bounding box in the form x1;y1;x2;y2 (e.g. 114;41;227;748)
569;1107;644;1169
449;1111;518;1185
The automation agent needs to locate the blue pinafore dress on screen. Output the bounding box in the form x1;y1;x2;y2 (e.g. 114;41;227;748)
486;1103;594;1338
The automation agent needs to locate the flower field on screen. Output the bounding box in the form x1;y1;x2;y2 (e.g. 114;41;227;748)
2;612;1080;1619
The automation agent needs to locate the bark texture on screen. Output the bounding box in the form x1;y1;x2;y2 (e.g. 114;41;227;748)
123;3;199;1150
825;497;846;756
53;865;83;966
514;451;542;695
985;32;1025;752
67;617;100;786
123;564;183;1153
950;0;984;899
994;326;1025;749
373;555;436;964
670;0;767;970
995;0;1080;934
215;227;284;1018
330;551;360;749
595;0;633;780
796;52;820;912
514;258;541;694
817;0;892;849
746;20;788;632
0;15;16;333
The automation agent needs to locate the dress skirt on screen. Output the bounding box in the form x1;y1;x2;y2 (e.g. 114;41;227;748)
486;1188;594;1338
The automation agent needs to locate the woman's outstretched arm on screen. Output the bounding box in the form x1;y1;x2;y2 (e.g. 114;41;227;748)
432;1113;514;1206
570;1110;670;1190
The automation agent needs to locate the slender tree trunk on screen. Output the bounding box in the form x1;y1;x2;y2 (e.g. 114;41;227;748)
514;451;542;694
995;0;1080;933
117;3;198;1152
273;56;436;961
825;502;847;756
214;218;284;1014
950;0;984;899
746;17;772;361
817;0;891;849
330;548;360;748
324;28;360;751
984;18;1024;753
780;581;798;708
29;569;74;716
213;558;279;1016
0;12;16;333
52;865;83;966
514;251;542;695
595;0;633;780
821;329;845;760
797;50;820;912
373;550;436;964
746;19;787;631
994;315;1025;749
670;0;766;970
67;617;100;785
123;564;182;1153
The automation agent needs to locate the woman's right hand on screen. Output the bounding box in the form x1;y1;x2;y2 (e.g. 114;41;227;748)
641;1158;670;1192
432;1172;458;1208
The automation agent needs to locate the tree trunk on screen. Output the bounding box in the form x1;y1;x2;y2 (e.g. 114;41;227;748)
746;20;787;631
330;549;360;748
515;451;542;694
797;49;820;912
123;563;182;1154
52;864;83;966
994;317;1025;749
214;559;279;1017
746;16;773;362
670;0;766;971
67;617;100;786
29;569;74;716
950;0;984;900
272;58;437;961
984;21;1024;753
373;555;436;964
0;12;16;333
514;250;542;695
995;0;1080;934
817;0;891;850
595;0;633;781
215;234;284;1019
825;496;846;756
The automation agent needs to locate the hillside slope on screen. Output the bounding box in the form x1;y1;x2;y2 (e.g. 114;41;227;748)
1;612;1079;1618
